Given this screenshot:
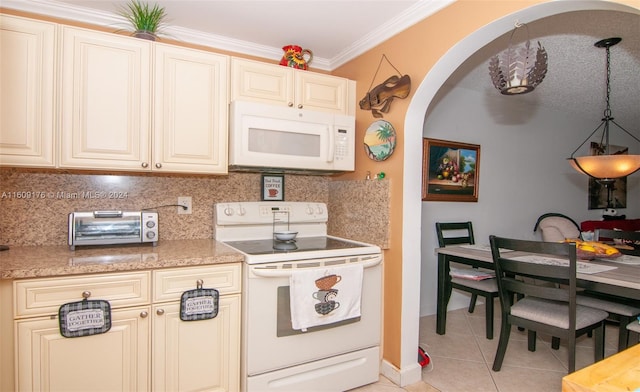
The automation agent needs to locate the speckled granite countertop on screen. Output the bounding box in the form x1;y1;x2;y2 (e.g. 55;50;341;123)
0;239;244;279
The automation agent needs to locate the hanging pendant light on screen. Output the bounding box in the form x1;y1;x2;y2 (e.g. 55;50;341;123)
489;22;548;95
567;37;640;183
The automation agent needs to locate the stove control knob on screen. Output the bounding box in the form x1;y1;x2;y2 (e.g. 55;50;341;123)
238;206;246;216
316;205;324;215
306;205;314;215
224;206;234;216
146;231;156;240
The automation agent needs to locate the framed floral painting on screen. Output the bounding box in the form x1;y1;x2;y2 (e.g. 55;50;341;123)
422;138;480;202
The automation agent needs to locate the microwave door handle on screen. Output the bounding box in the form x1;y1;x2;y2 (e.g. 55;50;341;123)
327;125;335;163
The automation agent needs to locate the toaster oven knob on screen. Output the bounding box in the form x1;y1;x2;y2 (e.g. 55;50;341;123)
146;221;156;228
146;231;156;240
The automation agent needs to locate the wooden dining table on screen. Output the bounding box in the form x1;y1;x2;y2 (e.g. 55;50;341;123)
436;245;640;336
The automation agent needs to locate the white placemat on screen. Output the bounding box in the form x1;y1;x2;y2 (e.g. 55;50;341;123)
509;255;617;274
596;255;640;265
460;244;513;252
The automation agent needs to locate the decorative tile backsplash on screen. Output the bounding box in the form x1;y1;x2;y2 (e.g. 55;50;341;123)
0;168;329;246
0;168;390;248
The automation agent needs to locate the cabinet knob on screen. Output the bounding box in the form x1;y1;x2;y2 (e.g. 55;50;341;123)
156;309;165;316
288;102;294;107
141;162;149;168
82;291;91;299
297;104;303;109
155;163;162;169
140;311;148;318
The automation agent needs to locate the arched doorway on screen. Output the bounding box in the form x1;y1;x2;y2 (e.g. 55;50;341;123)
395;1;640;386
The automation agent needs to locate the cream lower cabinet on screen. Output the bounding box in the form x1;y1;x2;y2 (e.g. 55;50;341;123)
59;26;229;174
152;297;241;391
0;15;56;167
231;57;355;115
12;264;241;392
15;306;151;391
152;265;241;392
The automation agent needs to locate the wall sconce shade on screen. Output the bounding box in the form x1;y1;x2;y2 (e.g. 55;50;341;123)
567;37;640;182
489;23;548;95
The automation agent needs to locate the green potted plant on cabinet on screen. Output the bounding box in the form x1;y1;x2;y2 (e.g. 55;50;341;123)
119;0;167;41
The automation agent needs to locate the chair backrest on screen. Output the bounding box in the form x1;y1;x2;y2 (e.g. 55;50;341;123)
489;235;577;328
435;222;475;247
594;228;640;242
533;213;581;242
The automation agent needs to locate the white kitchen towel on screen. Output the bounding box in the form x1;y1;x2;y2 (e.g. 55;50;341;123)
289;263;364;331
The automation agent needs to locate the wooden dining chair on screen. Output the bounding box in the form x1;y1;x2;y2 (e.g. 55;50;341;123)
436;222;498;339
576;228;640;351
489;235;608;373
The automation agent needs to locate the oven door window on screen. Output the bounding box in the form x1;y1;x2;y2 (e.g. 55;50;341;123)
276;286;359;337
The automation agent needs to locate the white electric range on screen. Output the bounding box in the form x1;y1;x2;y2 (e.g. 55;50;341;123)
214;202;383;392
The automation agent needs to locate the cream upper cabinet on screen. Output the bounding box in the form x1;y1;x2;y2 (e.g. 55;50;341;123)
231;57;355;115
0;15;56;167
59;26;152;170
59;26;229;174
153;43;228;173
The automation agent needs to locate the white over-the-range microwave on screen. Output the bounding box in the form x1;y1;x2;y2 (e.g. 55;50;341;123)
228;101;355;174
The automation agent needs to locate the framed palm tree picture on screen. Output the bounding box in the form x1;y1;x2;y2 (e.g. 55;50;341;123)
364;120;396;161
422;138;480;202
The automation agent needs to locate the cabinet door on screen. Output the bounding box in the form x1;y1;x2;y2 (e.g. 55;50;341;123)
231;58;294;107
152;295;240;392
153;44;229;173
15;306;151;391
59;27;151;171
0;15;56;167
295;71;350;114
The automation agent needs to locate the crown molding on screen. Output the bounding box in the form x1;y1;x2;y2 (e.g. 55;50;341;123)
328;0;456;69
2;0;454;71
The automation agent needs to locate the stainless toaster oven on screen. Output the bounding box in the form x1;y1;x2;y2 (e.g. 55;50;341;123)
68;211;158;250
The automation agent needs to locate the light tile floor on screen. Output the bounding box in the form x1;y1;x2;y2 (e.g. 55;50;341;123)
351;298;622;392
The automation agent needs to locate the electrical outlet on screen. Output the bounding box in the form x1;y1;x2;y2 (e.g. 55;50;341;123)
178;196;192;215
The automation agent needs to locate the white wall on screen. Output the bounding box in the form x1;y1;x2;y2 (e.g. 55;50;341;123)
419;84;640;316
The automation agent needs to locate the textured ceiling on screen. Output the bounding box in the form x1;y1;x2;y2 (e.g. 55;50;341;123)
3;1;640;131
451;10;640;130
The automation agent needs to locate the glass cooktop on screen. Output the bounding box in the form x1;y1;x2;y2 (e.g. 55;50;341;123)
224;236;367;255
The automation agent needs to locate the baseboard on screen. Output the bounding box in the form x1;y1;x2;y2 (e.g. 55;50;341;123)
380;359;423;387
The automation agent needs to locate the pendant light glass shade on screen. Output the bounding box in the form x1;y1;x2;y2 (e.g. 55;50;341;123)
567;37;640;181
569;155;640;179
489;22;548;95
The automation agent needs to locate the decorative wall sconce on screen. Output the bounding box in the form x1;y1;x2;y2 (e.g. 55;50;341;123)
488;22;548;95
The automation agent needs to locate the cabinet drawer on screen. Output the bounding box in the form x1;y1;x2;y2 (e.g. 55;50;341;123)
153;264;241;302
14;271;150;318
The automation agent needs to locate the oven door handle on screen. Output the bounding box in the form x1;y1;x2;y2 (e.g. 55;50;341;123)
250;255;382;278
